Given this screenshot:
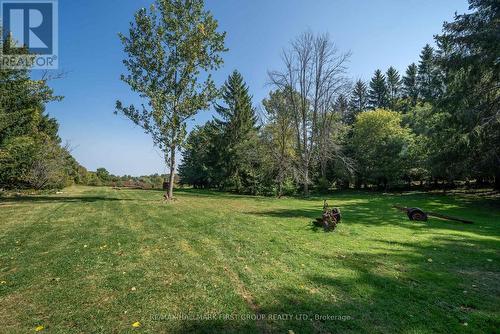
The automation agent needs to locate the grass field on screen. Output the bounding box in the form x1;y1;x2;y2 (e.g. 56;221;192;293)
0;186;499;333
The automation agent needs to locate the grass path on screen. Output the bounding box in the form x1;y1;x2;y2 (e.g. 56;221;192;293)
0;186;499;333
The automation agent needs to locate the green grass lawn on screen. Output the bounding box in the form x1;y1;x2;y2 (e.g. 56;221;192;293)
0;186;499;333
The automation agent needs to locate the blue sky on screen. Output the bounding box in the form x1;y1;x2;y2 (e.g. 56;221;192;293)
43;0;469;176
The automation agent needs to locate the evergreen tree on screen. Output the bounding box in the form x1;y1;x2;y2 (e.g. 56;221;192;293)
368;69;388;109
179;122;220;188
335;94;349;119
386;66;401;109
435;0;500;188
214;70;259;192
347;80;368;124
417;44;442;102
402;63;419;106
0;41;76;190
350;80;368;112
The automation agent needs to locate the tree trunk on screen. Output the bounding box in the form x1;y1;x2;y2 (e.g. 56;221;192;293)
303;162;309;196
166;148;176;200
320;157;327;181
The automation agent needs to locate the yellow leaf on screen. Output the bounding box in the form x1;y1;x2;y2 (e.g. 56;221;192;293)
35;325;44;331
132;321;141;328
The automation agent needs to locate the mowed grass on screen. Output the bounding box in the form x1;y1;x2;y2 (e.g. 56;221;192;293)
0;186;499;333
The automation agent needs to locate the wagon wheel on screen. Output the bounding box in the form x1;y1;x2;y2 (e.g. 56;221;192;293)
411;212;426;221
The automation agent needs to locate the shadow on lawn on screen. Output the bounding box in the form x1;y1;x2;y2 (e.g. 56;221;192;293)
286;235;496;332
0;195;133;204
248;208;320;219
247;193;499;238
167;231;499;333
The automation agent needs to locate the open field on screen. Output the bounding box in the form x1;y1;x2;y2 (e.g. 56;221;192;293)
0;186;499;333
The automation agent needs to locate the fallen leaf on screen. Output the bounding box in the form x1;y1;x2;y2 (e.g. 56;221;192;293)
132;321;141;328
35;325;44;331
131;286;136;291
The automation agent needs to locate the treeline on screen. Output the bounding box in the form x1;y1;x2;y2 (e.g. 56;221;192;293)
0;44;88;190
179;1;499;195
82;168;176;190
0;43;170;191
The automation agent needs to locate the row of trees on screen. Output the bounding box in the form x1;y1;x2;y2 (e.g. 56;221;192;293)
83;168;176;189
3;0;496;196
179;0;499;195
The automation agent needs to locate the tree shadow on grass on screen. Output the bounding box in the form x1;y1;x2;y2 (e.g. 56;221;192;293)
163;319;258;334
0;195;134;204
247;208;320;219
254;234;498;333
166;231;499;333
246;193;499;238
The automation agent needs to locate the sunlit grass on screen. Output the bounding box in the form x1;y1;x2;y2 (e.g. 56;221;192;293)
0;186;498;333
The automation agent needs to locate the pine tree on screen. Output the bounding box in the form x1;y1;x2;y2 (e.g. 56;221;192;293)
368;69;388;109
417;44;441;102
335;94;349;118
214;70;258;192
434;0;500;189
402;63;419;106
386;67;401;109
348;79;368;123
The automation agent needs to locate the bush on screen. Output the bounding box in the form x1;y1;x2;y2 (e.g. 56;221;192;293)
0;136;71;189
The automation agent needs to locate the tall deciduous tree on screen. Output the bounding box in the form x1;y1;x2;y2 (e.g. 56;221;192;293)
116;0;226;200
352;109;413;189
269;31;350;195
262;89;295;197
368;69;388;109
